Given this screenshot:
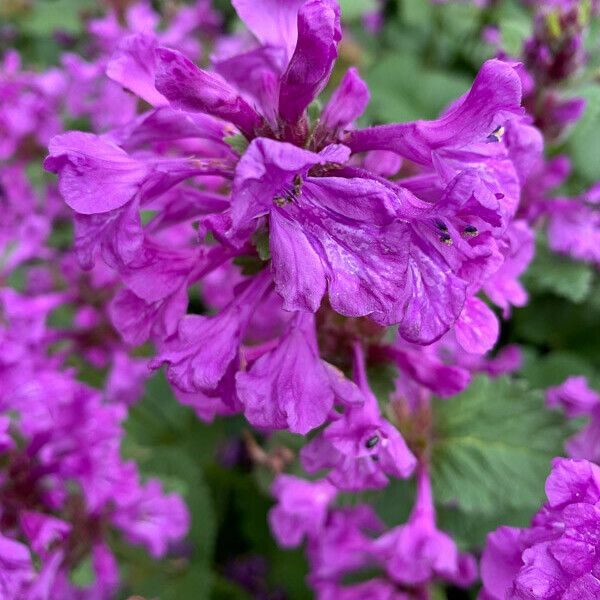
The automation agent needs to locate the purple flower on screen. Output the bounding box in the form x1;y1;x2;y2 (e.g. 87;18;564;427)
105;350;150;405
111;473;190;558
19;512;71;558
300;342;416;489
277;0;341;126
268;475;337;548
0;50;65;159
0;165;51;276
150;270;271;394
237;312;340;434
44;131;230;267
230;137;417;323
483;220;535;318
547;377;600;462
0;534;34;599
347;59;523;165
453;296;499;355
315;579;415;600
156;47;265;139
547;376;600;418
382;340;472;401
373;466;477;589
106;33;168;107
307;504;384;585
546;193;600;267
480;458;600;599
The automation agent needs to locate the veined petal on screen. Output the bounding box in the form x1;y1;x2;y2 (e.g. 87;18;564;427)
278;0;341;124
347;60;523;165
237;312;333;434
44;132;150;215
231;0;306;63
155;47;263;138
106;33;167;107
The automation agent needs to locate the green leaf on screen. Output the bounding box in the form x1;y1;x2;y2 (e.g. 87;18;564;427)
523;239;593;303
251;228;271;261
374;477;414;527
70;555;94;588
437;504;536;551
513;291;600;358
566;84;600;185
367;362;399;408
499;17;532;56
400;0;433;28
18;0;96;35
364;54;471;123
121;372;227;597
431;375;572;514
140;210;156;226
520;351;600;390
232;255;264;276
212;575;255;600
339;0;377;21
225;134;249;155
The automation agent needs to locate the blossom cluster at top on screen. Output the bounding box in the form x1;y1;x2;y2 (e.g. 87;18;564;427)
1;0;600;597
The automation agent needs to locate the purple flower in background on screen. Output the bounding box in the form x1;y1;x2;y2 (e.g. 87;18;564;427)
545;187;600;267
547;376;600;462
0;50;65;159
308;504;385;590
268;475;337;548
105;350;150;405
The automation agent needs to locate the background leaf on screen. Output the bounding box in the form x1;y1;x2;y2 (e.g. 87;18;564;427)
523;238;594;303
430;375;573;514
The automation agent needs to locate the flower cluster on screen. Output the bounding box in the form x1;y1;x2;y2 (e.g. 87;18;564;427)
41;0;548;596
3;0;600;597
0;3;222;595
481;458;600;599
